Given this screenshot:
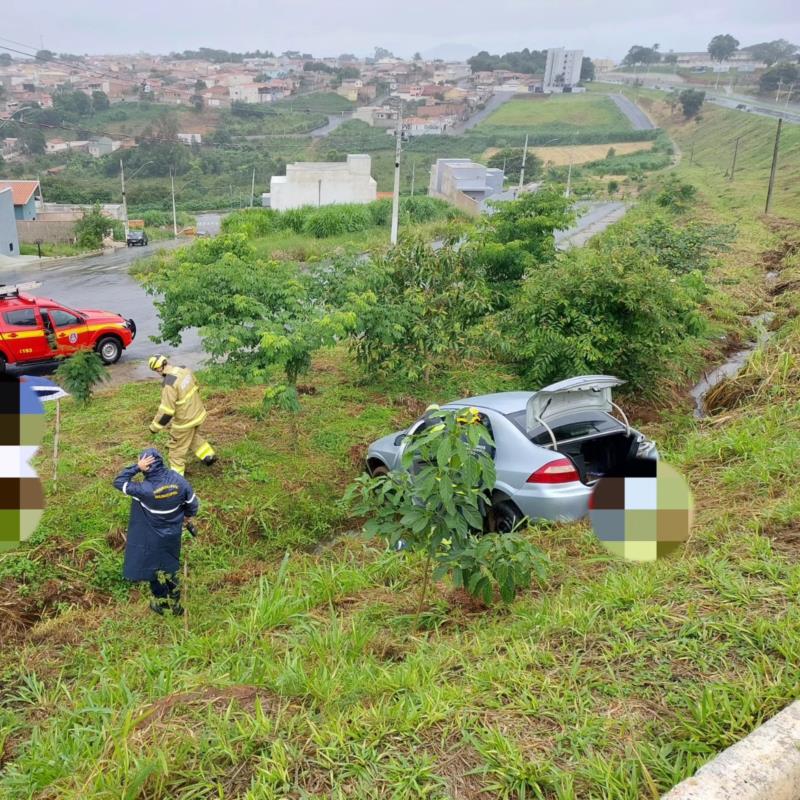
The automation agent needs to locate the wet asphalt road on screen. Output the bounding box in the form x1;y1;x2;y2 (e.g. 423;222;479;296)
0;238;206;384
607;93;656;131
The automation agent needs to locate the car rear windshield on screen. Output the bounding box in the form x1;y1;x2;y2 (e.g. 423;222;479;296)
506;409;624;445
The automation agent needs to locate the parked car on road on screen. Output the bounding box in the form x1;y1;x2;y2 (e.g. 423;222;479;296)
126;230;149;247
0;282;136;372
366;376;658;532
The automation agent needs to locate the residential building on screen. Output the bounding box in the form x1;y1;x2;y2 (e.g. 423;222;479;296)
592;58;617;73
352;105;398;128
404;116;447;136
0;187;20;256
336;79;364;102
428;158;505;215
544;48;583;90
267;154;377;212
87;136;116;158
45;139;89;155
229;84;262;104
202;86;232;108
177;132;203;145
672;51;766;72
0;180;40;220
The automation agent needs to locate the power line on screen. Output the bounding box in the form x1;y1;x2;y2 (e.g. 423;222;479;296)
0;41;147;90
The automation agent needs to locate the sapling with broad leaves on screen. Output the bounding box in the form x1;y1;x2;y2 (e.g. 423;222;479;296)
345;408;548;623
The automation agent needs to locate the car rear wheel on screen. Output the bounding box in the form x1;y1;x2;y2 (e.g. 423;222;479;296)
369;463;389;478
486;499;525;534
96;336;122;364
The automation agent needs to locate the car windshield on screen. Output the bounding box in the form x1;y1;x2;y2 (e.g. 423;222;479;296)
506;409;623;444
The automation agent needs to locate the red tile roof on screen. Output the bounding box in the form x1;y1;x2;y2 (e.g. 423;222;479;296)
0;180;40;206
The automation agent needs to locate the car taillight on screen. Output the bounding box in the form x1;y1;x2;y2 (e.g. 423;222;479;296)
527;458;580;484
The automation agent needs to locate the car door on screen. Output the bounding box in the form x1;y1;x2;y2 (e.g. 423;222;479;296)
42;306;89;356
0;307;53;363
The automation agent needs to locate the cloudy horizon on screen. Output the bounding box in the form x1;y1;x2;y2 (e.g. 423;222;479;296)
5;0;799;61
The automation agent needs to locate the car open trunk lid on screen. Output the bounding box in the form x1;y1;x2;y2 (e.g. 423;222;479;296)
526;375;625;431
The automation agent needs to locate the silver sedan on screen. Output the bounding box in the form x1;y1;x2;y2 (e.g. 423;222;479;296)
366;376;658;531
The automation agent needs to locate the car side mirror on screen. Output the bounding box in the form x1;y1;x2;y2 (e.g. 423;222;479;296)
394;432;407;446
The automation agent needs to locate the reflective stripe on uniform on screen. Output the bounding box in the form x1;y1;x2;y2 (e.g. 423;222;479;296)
158;403;176;414
195;442;215;459
131;497;183;515
175;386;198;405
172;410;207;430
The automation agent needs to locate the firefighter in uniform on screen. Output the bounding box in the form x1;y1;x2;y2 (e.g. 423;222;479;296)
148;355;217;475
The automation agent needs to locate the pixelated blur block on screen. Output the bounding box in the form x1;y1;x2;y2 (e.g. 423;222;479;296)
589;460;692;562
0;376;46;549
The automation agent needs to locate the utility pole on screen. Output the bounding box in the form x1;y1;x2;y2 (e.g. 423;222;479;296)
170;170;178;240
318;178;322;207
565;154;574;198
119;159;128;236
775;79;783;104
250;167;256;208
765;118;782;214
390;100;403;245
410;159;415;197
518;133;529;192
729;136;740;182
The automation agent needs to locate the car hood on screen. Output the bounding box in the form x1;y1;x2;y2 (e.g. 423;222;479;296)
78;309;127;322
526;375;624;430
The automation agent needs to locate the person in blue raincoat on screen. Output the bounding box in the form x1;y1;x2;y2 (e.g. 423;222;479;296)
112;448;199;616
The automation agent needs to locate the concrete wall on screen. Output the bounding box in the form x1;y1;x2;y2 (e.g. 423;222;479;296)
0;188;20;256
270;154;377;212
16;220;76;244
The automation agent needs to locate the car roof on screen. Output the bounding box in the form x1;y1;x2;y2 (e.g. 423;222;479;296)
443;391;534;415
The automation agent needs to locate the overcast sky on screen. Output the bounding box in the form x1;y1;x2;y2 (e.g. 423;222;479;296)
5;0;800;61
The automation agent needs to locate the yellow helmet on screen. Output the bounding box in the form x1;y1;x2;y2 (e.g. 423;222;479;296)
148;354;168;371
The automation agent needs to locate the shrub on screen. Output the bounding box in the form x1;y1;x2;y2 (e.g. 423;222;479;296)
73;205;124;248
221;208;281;238
485;221;710;392
617;214;735;275
347;240;492;382
302;204;373;238
654;175;698;211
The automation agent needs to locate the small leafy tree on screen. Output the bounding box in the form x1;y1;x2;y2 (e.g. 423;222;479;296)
345;409;548;621
346;239;491;382
74;205;123;248
145;239;355;411
486;147;542;184
679;89;706;119
54;349;109;404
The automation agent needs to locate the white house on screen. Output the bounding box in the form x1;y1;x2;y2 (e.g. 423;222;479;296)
267;154;377;212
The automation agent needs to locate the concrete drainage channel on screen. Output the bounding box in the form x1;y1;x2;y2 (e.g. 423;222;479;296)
662;701;800;799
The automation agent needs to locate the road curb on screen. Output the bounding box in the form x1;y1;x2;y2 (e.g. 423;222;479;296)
662;700;800;800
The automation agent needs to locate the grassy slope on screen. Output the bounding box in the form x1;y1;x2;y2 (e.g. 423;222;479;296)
2;99;800;800
482;94;632;130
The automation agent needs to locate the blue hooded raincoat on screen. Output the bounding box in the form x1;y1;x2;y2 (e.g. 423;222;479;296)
112;448;199;581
